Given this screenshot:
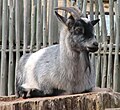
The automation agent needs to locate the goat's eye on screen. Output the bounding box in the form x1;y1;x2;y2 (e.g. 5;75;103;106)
75;27;84;35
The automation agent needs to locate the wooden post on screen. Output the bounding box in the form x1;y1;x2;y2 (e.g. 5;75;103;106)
89;0;94;20
82;0;87;16
23;0;31;54
43;0;47;47
96;44;102;87
8;0;15;95
53;0;58;44
36;0;42;50
95;0;100;41
77;0;83;10
98;0;108;88
107;0;114;89
15;0;22;93
0;0;8;95
113;0;120;92
71;0;76;6
0;0;2;87
0;0;2;43
89;0;95;82
48;0;54;46
95;0;101;87
30;0;36;52
62;0;67;17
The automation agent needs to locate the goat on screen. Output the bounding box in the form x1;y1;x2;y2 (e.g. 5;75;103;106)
16;7;110;98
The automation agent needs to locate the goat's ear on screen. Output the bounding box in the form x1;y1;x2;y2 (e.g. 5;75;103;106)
66;15;75;29
55;11;67;25
91;19;100;26
68;15;74;20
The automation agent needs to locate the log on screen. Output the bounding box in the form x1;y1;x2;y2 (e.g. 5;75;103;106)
0;92;120;110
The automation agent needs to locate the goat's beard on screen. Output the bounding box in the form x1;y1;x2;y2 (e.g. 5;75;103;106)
83;52;91;72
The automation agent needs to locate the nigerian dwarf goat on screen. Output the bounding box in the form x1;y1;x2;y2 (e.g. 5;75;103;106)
16;7;106;98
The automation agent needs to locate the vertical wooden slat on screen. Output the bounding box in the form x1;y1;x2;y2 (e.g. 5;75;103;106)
36;0;42;50
77;0;80;8
113;0;120;92
48;0;54;46
43;0;47;47
0;0;2;87
95;0;101;87
89;0;95;82
15;0;22;93
71;0;75;6
0;0;8;96
23;0;31;54
63;0;67;7
96;44;102;87
30;0;36;52
98;0;108;88
8;0;10;6
107;0;114;89
77;0;83;10
0;0;2;43
62;0;67;17
8;0;15;95
82;0;87;16
95;0;100;41
53;0;58;44
89;0;94;20
97;0;107;43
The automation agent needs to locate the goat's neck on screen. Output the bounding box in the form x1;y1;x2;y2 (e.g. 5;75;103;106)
59;28;90;73
60;28;79;60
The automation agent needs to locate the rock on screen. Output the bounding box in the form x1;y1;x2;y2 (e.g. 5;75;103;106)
0;92;120;110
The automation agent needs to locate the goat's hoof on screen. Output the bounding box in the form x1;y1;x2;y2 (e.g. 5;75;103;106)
17;86;45;98
16;86;33;98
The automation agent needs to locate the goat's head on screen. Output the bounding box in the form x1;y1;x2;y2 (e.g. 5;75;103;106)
55;7;99;53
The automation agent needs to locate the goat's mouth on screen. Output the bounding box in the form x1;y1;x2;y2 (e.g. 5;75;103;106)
87;46;98;52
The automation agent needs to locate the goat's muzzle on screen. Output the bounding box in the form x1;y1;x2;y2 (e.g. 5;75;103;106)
86;42;98;52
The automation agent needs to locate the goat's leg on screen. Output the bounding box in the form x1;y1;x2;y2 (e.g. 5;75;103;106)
29;89;45;97
49;88;66;96
91;87;113;92
16;86;29;98
16;84;45;98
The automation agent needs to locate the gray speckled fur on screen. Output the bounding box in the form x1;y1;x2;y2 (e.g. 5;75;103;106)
16;12;99;96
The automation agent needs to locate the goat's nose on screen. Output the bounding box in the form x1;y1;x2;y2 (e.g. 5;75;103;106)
93;42;98;47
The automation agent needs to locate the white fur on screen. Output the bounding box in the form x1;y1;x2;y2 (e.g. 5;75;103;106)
81;17;90;23
23;49;47;89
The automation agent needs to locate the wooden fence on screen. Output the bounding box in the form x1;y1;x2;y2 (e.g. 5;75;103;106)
0;0;120;96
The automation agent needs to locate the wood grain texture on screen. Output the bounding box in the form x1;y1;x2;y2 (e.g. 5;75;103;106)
0;92;120;110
